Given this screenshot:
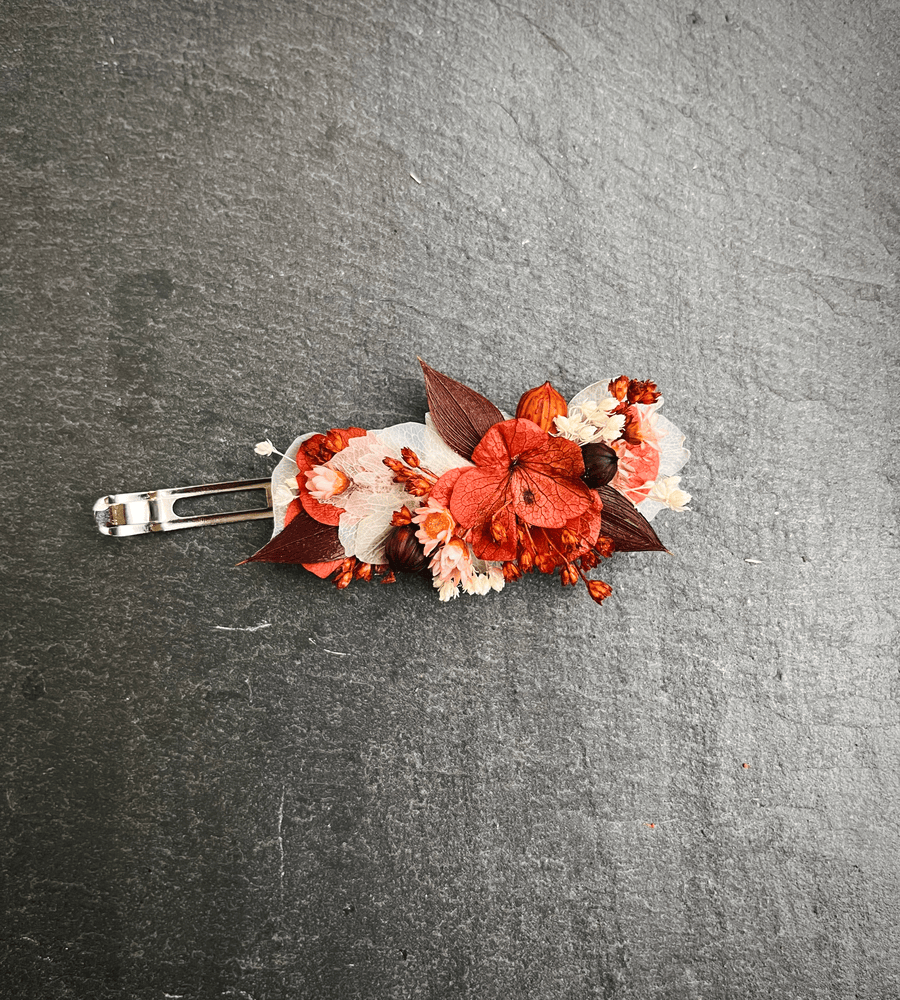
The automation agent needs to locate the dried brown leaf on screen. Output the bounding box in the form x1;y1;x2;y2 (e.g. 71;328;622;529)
243;500;345;564
419;358;504;460
596;486;667;553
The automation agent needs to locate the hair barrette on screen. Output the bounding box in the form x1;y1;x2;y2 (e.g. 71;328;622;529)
95;359;690;607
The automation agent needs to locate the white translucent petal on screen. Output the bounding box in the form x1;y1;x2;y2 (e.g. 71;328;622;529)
270;432;316;536
376;420;473;475
635;497;667;521
567;380;613;412
654;413;690;479
340;491;411;565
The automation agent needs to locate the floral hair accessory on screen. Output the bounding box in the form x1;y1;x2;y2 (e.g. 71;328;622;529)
244;360;690;607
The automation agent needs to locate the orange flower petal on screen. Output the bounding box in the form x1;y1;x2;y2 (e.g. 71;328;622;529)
468;506;518;562
508;467;593;527
447;467;511;527
471;418;547;467
430;466;467;510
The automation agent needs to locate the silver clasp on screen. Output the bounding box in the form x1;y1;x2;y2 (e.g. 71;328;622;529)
93;479;274;536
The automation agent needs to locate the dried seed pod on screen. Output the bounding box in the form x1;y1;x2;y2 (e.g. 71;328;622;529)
581;442;619;489
587;579;613;604
515;381;568;432
384;524;429;574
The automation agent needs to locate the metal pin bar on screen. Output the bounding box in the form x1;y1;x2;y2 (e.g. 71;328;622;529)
93;479;274;536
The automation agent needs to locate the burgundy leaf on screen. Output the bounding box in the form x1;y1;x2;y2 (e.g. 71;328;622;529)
596;485;668;553
242;500;346;564
419;358;504;460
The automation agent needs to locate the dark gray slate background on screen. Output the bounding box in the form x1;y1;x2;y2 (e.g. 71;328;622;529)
2;1;898;998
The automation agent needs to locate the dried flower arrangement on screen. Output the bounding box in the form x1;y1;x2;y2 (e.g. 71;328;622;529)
246;360;690;606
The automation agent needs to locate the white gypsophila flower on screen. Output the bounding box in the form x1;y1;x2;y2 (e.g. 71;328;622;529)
647;476;692;512
255;439;277;456
578;396;618;420
462;573;493;596
593;411;625;443
553;413;598;443
437;578;460;602
487;566;505;592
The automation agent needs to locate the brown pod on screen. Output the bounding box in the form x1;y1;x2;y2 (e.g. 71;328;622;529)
384;524;429;574
581;442;619;489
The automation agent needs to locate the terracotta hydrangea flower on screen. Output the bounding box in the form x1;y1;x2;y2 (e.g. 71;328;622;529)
431;417;597;563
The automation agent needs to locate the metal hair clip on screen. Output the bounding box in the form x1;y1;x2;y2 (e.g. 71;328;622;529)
93;479;274;536
92;360;691;607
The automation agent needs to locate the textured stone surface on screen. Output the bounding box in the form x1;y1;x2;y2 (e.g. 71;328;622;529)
2;1;898;997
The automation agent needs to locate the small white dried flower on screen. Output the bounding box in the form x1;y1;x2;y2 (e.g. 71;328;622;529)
594;411;625;443
648;476;691;512
553;413;598;444
578;396;618;420
254;439;287;458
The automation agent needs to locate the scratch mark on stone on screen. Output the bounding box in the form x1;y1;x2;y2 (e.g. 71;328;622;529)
491;101;573;191
277;785;285;886
212;622;272;632
409;170;422;184
245;676;253;703
491;1;576;67
308;636;351;656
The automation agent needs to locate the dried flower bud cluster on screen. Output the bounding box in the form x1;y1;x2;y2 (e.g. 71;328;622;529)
245;360;688;609
383;450;437;498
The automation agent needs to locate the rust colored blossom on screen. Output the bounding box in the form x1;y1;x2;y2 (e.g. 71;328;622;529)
431;418;599;564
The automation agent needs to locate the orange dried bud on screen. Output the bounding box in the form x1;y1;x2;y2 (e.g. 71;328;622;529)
621;409;644;447
325;429;347;453
627;379;660;405
560;528;579;549
335;571;354;590
490;517;508;543
339;558;356;574
400;447;420;468
535;553;557;574
515;381;568;432
608;376;630;401
595;536;615;559
354;562;374;582
560;564;578;586
502;561;522;581
300;433;334;466
587;579;613;604
383;456;405;473
405;476;433;497
379;570;397;585
579;550;599;570
519;548;534;573
391;506;413;526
